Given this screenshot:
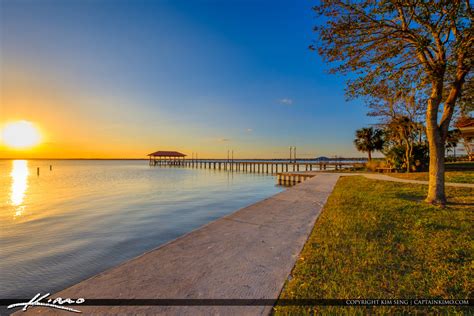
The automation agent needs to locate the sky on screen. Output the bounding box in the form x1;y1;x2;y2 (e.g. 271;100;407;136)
0;0;375;159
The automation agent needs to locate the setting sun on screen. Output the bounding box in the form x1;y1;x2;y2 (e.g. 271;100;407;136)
1;121;41;149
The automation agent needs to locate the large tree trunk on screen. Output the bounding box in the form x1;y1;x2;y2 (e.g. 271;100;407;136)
425;81;446;205
426;65;468;205
368;151;372;161
426;130;446;205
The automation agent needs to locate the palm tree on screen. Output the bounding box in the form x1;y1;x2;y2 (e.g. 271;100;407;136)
354;127;385;161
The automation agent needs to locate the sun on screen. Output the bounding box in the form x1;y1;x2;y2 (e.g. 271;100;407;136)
1;121;41;149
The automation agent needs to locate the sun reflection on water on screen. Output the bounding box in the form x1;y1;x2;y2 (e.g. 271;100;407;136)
10;160;29;217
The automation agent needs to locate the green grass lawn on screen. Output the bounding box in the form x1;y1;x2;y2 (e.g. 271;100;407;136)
274;177;473;314
389;171;474;184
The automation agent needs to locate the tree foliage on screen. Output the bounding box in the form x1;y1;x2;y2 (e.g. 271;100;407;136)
386;115;422;172
385;143;429;171
312;1;472;104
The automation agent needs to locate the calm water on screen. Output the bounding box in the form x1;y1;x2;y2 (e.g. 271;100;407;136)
0;160;282;298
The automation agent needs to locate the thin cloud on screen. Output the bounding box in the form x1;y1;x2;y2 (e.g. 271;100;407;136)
278;98;293;105
246;128;253;132
218;138;231;142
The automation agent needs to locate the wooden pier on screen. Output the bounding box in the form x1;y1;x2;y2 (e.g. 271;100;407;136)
150;157;361;173
147;150;364;185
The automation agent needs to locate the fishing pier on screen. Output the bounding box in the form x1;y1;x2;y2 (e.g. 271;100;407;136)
148;150;364;185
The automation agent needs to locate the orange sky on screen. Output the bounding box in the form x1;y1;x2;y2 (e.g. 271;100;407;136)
0;65;254;159
0;63;363;159
0;62;353;159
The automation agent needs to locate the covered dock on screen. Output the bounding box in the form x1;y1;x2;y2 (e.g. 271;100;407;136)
148;151;187;166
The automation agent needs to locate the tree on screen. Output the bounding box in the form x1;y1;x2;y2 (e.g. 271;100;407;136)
385;143;429;171
446;129;462;158
354;127;385;161
387;116;421;172
365;86;426;171
312;1;472;205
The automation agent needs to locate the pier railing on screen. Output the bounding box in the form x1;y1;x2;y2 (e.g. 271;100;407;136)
151;158;364;174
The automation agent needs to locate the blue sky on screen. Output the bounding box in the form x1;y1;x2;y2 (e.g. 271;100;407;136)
1;0;375;158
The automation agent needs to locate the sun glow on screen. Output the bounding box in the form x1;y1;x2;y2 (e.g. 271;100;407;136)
10;160;29;218
1;121;41;149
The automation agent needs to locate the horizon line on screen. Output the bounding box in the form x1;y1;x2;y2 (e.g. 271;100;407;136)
0;157;370;160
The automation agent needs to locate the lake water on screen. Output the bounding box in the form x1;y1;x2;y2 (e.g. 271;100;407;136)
0;160;282;299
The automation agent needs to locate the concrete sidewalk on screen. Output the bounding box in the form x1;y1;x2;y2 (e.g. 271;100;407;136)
305;172;474;188
18;174;341;315
362;173;474;188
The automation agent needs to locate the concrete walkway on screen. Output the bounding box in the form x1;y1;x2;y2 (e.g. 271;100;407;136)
18;174;341;315
305;172;474;188
363;173;474;188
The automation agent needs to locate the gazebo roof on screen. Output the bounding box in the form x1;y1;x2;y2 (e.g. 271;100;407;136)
456;117;474;138
148;151;187;157
456;117;474;128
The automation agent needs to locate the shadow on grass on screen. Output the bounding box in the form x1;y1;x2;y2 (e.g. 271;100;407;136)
393;192;425;203
446;201;474;206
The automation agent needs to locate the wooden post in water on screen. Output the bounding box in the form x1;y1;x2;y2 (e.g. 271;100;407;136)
37;167;40;176
231;150;234;172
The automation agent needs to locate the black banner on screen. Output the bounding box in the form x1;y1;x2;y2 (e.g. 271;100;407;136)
1;298;472;306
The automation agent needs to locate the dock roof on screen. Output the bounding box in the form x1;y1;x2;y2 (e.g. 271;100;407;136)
148;151;187;157
457;117;474;138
